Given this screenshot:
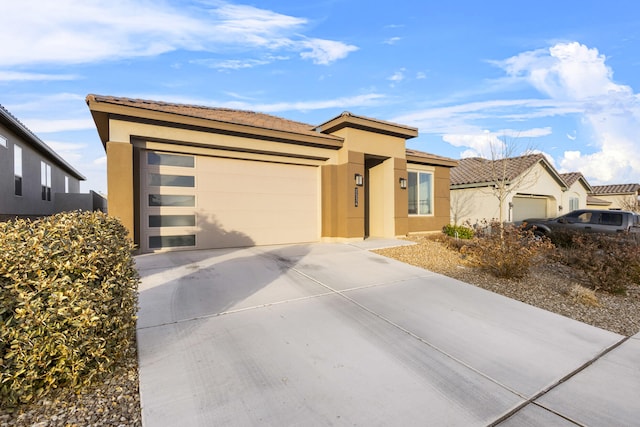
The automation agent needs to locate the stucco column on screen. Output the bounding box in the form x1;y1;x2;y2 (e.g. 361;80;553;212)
106;141;135;238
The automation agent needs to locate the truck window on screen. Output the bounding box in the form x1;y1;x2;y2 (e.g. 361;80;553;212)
600;213;623;226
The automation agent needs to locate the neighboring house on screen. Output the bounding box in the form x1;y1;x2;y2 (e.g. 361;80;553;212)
589;184;640;210
559;172;593;213
450;154;570;225
0;104;105;221
86;95;457;252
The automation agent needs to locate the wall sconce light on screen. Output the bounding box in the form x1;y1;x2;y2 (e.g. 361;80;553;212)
558;205;563;211
355;173;363;186
399;177;407;189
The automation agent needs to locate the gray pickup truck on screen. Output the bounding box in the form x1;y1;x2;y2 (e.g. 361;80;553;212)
522;209;640;236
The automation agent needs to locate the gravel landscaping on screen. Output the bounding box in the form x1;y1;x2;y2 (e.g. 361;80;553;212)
3;236;639;426
374;235;640;337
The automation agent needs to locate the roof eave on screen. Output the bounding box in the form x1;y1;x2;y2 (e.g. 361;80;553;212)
0;105;86;180
315;112;418;140
86;96;344;149
406;153;458;167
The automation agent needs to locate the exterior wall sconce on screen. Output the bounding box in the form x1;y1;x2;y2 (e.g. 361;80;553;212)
355;173;363;186
399;177;407;189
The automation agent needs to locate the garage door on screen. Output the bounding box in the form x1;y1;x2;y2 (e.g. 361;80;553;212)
140;150;319;252
512;196;547;221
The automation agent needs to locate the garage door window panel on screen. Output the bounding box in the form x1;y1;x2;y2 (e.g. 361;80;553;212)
149;215;196;227
148;152;194;168
149;173;195;187
149;194;195;207
149;235;196;249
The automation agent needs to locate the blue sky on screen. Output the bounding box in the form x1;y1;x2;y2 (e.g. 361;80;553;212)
2;0;640;194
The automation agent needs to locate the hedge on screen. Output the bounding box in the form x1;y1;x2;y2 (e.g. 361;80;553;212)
0;211;139;405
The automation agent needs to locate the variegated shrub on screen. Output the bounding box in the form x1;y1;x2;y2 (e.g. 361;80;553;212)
0;211;139;405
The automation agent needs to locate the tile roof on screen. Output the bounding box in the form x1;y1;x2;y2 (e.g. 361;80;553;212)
586;195;612;205
87;94;339;140
450;154;546;186
559;172;582;187
88;95;455;167
590;183;640;195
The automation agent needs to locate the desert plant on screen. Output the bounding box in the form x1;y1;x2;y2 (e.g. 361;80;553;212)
443;223;475;240
0;211;139;406
461;220;553;279
550;232;640;294
569;284;600;307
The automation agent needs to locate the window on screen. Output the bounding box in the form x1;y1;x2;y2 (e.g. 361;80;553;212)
149;215;196;227
65;176;69;193
14;145;22;196
600;212;623;226
149;173;195;187
41;161;52;201
148;194;195;207
149;235;196;249
148;152;194;168
0;135;7;148
569;197;579;212
408;171;433;215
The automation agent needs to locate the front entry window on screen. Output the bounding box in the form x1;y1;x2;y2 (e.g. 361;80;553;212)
408;171;433;215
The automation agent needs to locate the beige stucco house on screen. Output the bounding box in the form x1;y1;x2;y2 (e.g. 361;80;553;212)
449;154;579;224
86;95;457;252
559;172;593;213
589;184;640;210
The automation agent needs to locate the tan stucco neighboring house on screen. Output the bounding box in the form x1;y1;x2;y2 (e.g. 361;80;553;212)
450;154;569;225
86;95;457;252
589;183;640;210
559;172;593;213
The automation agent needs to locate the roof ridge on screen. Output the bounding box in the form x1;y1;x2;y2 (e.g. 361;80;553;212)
88;94;317;130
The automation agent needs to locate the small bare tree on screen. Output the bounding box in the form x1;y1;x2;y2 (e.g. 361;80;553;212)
472;134;542;241
618;195;640;212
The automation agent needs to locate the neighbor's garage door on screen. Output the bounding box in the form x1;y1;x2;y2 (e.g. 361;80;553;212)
512;196;547;221
140;150;319;252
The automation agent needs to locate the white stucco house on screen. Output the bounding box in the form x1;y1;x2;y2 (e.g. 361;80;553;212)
449;154;592;225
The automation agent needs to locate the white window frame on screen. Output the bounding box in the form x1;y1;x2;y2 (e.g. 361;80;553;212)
41;161;52;201
14;145;22;196
569;197;579;212
408;170;434;216
65;176;69;193
0;135;7;148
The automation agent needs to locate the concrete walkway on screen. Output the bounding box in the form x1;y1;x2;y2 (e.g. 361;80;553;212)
135;241;640;426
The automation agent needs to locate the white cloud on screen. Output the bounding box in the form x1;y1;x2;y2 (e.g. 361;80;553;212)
442;128;550;158
398;42;640;184
384;37;402;45
22;118;95;133
0;0;357;67
388;69;405;83
416;71;427;79
299;39;358;65
496;42;628;100
192;58;274;70
496;42;640;184
0;71;79;81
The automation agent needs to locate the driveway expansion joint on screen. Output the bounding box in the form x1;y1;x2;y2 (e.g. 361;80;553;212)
488;334;633;426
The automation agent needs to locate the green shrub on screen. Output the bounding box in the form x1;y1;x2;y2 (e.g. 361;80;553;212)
0;211;139;406
550;232;640;294
443;224;475;239
461;221;553;279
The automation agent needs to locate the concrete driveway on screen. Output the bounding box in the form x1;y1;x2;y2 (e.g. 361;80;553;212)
135;240;639;426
